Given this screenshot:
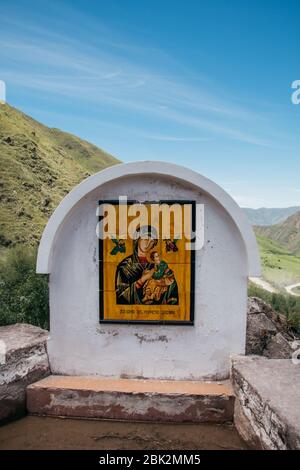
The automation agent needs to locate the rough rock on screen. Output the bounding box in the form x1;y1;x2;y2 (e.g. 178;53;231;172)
246;312;277;355
0;323;50;424
263;332;294;359
231;356;300;450
246;297;295;358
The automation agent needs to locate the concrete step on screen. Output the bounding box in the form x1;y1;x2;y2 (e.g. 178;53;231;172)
27;375;235;423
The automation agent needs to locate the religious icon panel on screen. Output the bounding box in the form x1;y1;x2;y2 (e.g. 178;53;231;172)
99;200;195;324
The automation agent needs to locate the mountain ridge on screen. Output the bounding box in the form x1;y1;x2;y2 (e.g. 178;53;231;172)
243;206;300;226
255;211;300;257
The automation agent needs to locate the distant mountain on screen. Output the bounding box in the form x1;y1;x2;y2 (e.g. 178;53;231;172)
243;207;300;226
0;104;119;247
255;211;300;256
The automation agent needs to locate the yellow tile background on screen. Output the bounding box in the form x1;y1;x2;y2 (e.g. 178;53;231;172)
100;202;194;322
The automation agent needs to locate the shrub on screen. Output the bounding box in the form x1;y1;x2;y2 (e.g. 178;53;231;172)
0;246;49;329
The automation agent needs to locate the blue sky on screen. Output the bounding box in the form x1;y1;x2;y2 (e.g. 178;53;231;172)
1;0;299;208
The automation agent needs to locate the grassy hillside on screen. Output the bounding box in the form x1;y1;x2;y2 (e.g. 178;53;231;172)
0;104;119;248
257;234;300;288
243;206;300;226
255;211;300;256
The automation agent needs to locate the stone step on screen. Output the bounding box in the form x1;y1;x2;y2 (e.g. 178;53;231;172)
26;375;234;423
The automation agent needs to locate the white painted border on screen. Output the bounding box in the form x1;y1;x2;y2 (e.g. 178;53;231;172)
36;161;261;276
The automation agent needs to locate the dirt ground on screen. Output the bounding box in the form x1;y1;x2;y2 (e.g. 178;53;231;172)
0;416;248;450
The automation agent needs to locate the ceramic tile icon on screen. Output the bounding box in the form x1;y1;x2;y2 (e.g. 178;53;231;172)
99;200;195;324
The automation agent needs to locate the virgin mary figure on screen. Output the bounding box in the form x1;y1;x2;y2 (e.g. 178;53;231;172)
115;225;179;305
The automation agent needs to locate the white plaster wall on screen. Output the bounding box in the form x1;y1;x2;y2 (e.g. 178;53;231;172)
47;174;248;380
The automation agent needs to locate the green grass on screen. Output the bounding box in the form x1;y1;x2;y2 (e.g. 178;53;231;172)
257;235;300;288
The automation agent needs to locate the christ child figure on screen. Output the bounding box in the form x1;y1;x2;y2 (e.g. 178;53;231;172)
150;251;172;279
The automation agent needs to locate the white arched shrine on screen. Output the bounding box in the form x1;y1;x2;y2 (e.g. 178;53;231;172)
37;161;260;380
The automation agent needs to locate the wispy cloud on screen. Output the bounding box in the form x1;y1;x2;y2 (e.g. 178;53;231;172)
0;2;275;147
141;134;210;142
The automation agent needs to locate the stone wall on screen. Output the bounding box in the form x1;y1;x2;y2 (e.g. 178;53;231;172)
231;356;300;450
